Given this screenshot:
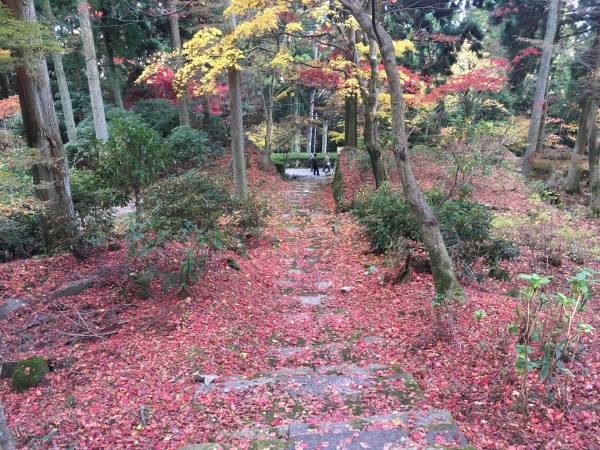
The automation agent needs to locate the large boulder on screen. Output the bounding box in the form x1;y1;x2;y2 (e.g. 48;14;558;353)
49;277;96;299
0;298;27;320
10;356;49;392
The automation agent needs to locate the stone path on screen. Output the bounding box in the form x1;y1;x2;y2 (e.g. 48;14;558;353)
184;176;468;449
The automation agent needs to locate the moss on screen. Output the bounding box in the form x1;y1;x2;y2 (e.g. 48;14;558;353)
10;356;49;392
349;418;368;430
249;439;288;450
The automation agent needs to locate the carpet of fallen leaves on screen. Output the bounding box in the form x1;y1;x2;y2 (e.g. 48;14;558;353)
1;148;599;449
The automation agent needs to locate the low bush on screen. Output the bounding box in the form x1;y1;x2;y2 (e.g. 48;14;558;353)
98;115;168;207
131;99;179;137
70;169;122;244
353;184;517;279
165;126;213;167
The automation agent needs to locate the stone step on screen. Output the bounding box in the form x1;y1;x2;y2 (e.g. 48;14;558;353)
183;410;468;449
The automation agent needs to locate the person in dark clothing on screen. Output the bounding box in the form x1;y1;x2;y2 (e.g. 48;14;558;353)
310;153;320;175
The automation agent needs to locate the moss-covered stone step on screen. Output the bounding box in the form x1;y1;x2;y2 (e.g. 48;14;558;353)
184;410;468;449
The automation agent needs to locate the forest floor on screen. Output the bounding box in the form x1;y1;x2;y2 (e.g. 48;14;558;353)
1;154;599;449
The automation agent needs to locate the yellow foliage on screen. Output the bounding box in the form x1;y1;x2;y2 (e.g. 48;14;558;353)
233;6;283;39
393;39;416;56
285;22;304;33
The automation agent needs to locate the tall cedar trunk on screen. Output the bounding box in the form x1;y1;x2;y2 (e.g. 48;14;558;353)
0;73;11;99
322;121;328;153
340;0;462;300
344;29;358;147
589;118;600;216
565;31;600;193
361;38;387;188
77;0;108;141
167;0;191;126
262;78;273;155
224;0;248;200
0;400;14;450
522;0;560;175
292;91;300;152
7;0;77;250
102;34;123;108
565;98;597;193
41;0;77;141
344;96;358;147
305;89;315;153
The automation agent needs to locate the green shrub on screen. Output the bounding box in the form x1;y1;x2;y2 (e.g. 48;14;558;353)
3;113;24;137
131;99;179;137
230;195;270;234
128;170;233;294
98;115;168;207
0;138;45;261
270;152;338;169
10;356;49;392
165;126;212;166
353;184;517;279
70;169;122;244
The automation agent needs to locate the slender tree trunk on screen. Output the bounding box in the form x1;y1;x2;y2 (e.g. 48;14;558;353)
344;29;358;148
522;0;560;175
168;0;191;126
565;98;597;193
305;89;315;153
7;0;77;250
41;0;77;141
77;0;108;141
224;0;247;200
292;91;300;152
589;118;600;216
322;121;328;153
565;31;600;193
262;79;273;155
101;34;123;109
360;38;387;188
534;83;550;154
0;400;14;450
341;0;462;300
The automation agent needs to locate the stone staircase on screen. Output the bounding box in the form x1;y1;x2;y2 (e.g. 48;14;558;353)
181;175;469;449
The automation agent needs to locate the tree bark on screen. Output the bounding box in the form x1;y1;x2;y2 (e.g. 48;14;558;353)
344;29;358;148
305;89;315;153
0;73;11;99
292;90;300;152
224;0;248;200
0;400;14;450
360;38;387;188
77;0;108;141
7;0;78;250
565;31;600;193
565;98;597;193
168;0;191;126
322;121;328;153
41;0;77;142
589;117;600;216
522;0;560;175
340;0;462;300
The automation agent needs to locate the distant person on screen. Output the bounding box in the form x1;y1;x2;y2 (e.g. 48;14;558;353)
322;154;332;175
310;153;320;176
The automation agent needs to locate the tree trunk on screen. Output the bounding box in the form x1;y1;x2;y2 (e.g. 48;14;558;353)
262;78;273;155
344;96;358;147
41;0;77;142
7;0;77;250
522;0;560;175
565;31;600;193
565;98;597;193
0;400;14;450
292;90;300;152
589;118;600;216
0;73;11;99
102;34;123;109
322;121;328;153
361;38;387;188
168;0;191;126
534;83;550;154
340;0;462;301
344;29;358;148
77;0;108;141
224;0;247;200
305;89;315;153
